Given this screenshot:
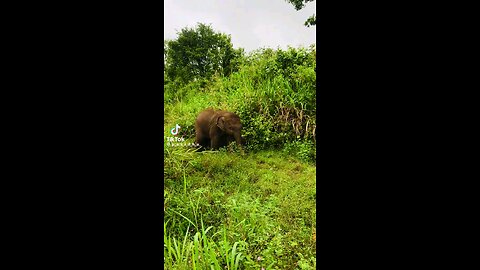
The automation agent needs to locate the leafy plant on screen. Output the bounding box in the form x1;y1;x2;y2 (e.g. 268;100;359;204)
164;25;317;269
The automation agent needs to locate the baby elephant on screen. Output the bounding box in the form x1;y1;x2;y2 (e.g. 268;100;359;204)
195;108;245;154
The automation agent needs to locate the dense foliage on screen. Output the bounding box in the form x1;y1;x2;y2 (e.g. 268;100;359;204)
164;23;244;86
164;24;316;269
165;45;316;162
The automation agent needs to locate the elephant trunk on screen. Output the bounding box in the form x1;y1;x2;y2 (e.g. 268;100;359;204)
234;132;245;155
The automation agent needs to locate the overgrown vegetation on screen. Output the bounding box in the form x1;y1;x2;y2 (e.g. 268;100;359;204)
164;149;316;269
164;24;316;269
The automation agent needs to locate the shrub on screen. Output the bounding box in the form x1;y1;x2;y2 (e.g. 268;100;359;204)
164;45;316;158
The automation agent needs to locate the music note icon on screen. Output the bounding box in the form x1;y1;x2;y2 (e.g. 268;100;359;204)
171;124;181;136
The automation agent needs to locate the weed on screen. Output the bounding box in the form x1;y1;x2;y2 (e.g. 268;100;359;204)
164;46;316;269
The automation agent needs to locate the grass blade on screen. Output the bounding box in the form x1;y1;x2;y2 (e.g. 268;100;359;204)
171;209;197;229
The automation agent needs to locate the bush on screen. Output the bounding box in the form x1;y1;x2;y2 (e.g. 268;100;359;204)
164;45;316;159
283;140;316;163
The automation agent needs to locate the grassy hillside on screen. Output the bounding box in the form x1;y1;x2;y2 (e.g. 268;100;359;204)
164;46;316;269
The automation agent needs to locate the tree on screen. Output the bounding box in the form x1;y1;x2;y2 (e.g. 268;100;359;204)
285;0;316;27
164;23;243;85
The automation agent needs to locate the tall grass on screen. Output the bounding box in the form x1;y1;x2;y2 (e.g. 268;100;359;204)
164;45;316;269
163;147;316;269
164;46;316;161
164;218;247;269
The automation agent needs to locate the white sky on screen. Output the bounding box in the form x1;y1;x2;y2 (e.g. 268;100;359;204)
164;0;316;53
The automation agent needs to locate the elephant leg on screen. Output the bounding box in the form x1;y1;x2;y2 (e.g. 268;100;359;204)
199;138;210;148
195;134;210;151
211;136;220;149
204;139;211;148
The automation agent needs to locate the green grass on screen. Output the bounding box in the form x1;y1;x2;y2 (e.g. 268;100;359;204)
164;46;316;157
164;149;316;269
164;45;316;269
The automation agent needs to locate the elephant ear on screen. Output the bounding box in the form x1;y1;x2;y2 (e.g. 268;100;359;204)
216;116;226;130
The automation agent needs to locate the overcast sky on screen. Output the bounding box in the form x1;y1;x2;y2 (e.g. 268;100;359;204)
164;0;316;53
